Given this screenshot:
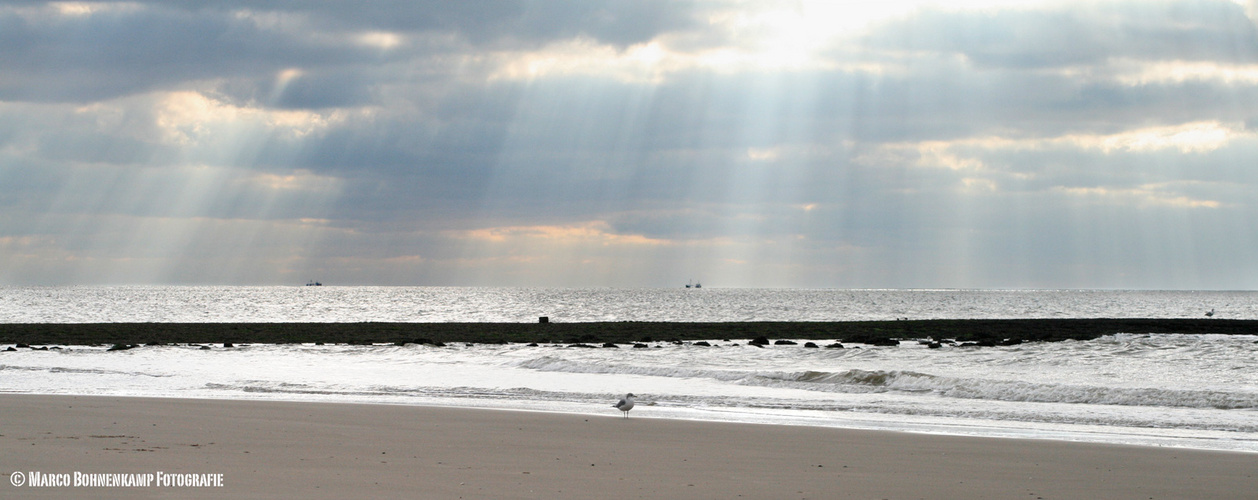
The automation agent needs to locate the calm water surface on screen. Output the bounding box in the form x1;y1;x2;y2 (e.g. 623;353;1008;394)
1;287;1253;322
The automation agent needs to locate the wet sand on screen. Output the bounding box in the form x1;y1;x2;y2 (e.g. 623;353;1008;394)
2;395;1254;499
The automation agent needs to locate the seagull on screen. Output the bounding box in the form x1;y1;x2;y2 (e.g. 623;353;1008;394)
613;393;636;419
1206;309;1215;317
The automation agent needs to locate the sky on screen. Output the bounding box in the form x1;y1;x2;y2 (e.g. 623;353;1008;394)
1;0;1257;288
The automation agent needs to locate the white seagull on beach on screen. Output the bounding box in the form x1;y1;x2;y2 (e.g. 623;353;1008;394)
613;393;636;419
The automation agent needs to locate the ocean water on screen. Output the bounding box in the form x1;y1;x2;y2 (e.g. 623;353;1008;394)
1;286;1254;323
2;287;1257;452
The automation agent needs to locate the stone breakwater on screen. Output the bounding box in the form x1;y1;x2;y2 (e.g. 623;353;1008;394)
2;319;1256;349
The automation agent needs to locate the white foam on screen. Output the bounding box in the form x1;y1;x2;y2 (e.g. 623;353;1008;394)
3;333;1257;451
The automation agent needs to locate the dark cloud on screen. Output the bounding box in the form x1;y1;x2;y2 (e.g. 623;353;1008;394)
0;1;698;103
269;69;377;109
169;0;697;47
860;0;1258;69
0;5;362;102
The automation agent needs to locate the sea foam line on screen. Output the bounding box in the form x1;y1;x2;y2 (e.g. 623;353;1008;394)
516;357;1258;410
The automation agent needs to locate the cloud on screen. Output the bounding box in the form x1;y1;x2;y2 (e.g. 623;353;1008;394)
859;1;1258;69
1;0;1257;287
0;1;700;103
1056;184;1223;209
452;220;672;246
0;4;344;102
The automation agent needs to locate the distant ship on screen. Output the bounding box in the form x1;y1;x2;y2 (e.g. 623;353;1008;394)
685;280;702;289
306;281;323;286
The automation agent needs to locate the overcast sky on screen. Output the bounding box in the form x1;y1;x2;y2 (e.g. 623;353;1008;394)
1;0;1256;288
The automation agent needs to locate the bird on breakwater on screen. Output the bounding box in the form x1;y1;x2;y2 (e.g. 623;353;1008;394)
613;393;635;419
1206;309;1215;317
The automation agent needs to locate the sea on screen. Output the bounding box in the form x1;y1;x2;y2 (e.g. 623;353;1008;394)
2;287;1256;453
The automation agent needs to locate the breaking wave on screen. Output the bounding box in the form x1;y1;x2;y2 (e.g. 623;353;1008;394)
0;364;171;378
516;357;1258;410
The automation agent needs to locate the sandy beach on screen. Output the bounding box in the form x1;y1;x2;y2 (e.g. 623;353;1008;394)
1;395;1253;499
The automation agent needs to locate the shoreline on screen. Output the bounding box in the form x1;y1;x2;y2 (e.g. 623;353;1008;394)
3;318;1257;347
3;394;1255;499
6;391;1254;454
